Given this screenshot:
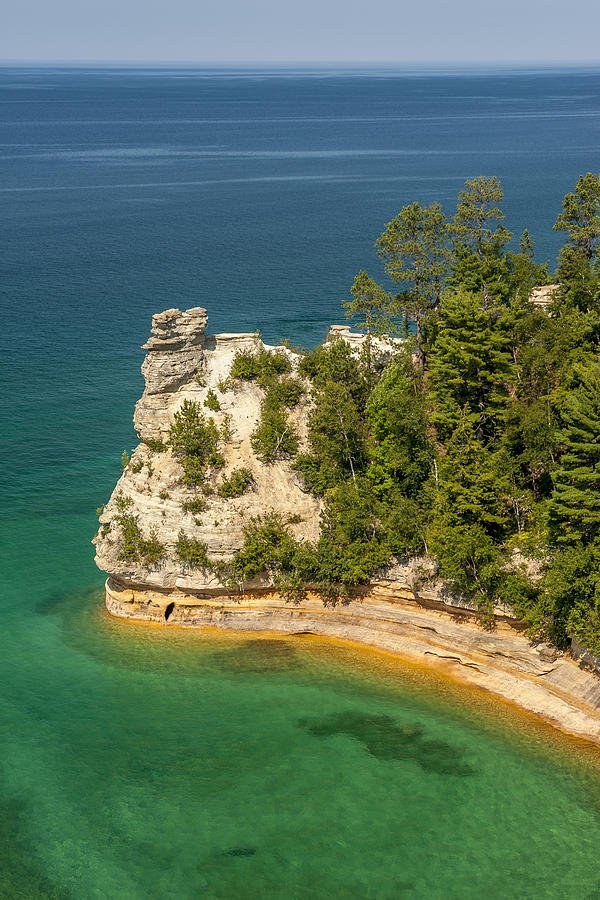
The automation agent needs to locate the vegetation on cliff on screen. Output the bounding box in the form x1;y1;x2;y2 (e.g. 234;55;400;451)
224;172;600;650
103;172;600;656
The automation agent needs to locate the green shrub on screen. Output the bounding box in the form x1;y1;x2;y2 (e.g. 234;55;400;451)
144;438;166;452
298;341;368;405
230;349;261;381
181;496;208;515
176;531;211;570
230;348;292;384
217;376;233;393
218;505;387;602
116;514;165;567
218;514;302;585
210;450;226;470
117;513;142;558
293;453;334;495
218;468;254;498
251;397;298;463
158;490;170;501
140;528;167;567
121;450;130;469
268;377;304;408
114;493;133;512
168;399;221;485
204;389;221;412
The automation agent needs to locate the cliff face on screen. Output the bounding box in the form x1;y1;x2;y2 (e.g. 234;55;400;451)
93;307;600;744
94;307;323;592
93;307;510;615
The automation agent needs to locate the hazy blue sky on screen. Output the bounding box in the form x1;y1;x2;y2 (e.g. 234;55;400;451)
3;0;600;64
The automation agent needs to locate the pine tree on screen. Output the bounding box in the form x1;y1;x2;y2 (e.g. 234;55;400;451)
427;418;511;618
450;176;512;302
343;271;394;377
543;544;600;651
365;355;433;498
519;228;535;257
376;201;449;365
549;361;600;545
343;271;394;337
428;289;513;442
431;417;511;535
554;172;600;260
555;245;600;315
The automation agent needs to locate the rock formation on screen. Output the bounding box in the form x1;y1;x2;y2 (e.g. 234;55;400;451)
94;307;600;745
528;284;558;309
94;307;322;591
94;306;510;612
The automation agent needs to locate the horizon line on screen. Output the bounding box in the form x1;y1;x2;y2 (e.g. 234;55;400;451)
1;58;600;69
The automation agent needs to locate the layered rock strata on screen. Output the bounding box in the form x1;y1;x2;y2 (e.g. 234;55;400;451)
105;578;600;746
95;307;322;590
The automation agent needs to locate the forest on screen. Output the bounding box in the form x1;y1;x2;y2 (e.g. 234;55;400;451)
170;173;600;654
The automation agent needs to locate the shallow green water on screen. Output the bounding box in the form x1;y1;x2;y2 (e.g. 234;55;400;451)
2;581;600;898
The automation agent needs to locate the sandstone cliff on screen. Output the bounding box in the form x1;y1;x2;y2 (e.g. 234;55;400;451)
94;307;324;592
93;307;600;743
93;307;513;616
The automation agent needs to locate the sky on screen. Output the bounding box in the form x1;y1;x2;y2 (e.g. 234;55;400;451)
2;0;600;65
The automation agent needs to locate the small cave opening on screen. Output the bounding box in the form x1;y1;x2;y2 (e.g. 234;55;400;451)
164;601;175;622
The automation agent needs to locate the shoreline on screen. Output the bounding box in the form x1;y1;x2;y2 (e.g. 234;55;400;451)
106;577;600;747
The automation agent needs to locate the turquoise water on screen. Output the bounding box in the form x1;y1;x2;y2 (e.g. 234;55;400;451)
3;602;600;898
2;66;600;897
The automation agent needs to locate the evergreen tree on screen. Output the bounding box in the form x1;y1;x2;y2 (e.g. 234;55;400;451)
519;228;535;257
549;361;600;545
295;379;368;492
427;419;511;618
168;400;221;484
430;417;511;536
450;176;512;302
543;544;600;651
343;271;394;377
502;398;556;499
376;200;449;365
428;289;513;442
555;245;600;315
506;250;549;307
343;270;394;336
365;355;433;498
554;172;600;260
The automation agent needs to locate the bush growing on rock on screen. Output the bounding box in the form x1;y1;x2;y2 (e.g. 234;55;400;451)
114;493;133;512
267;377;304;408
181;496;208;515
230;348;292;385
116;513;165;567
251;395;298;463
176;531;211;570
143;439;166;452
217;468;254;498
204;389;221;412
168;399;222;485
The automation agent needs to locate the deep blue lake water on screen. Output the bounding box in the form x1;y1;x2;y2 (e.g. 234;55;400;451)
2;66;600;897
